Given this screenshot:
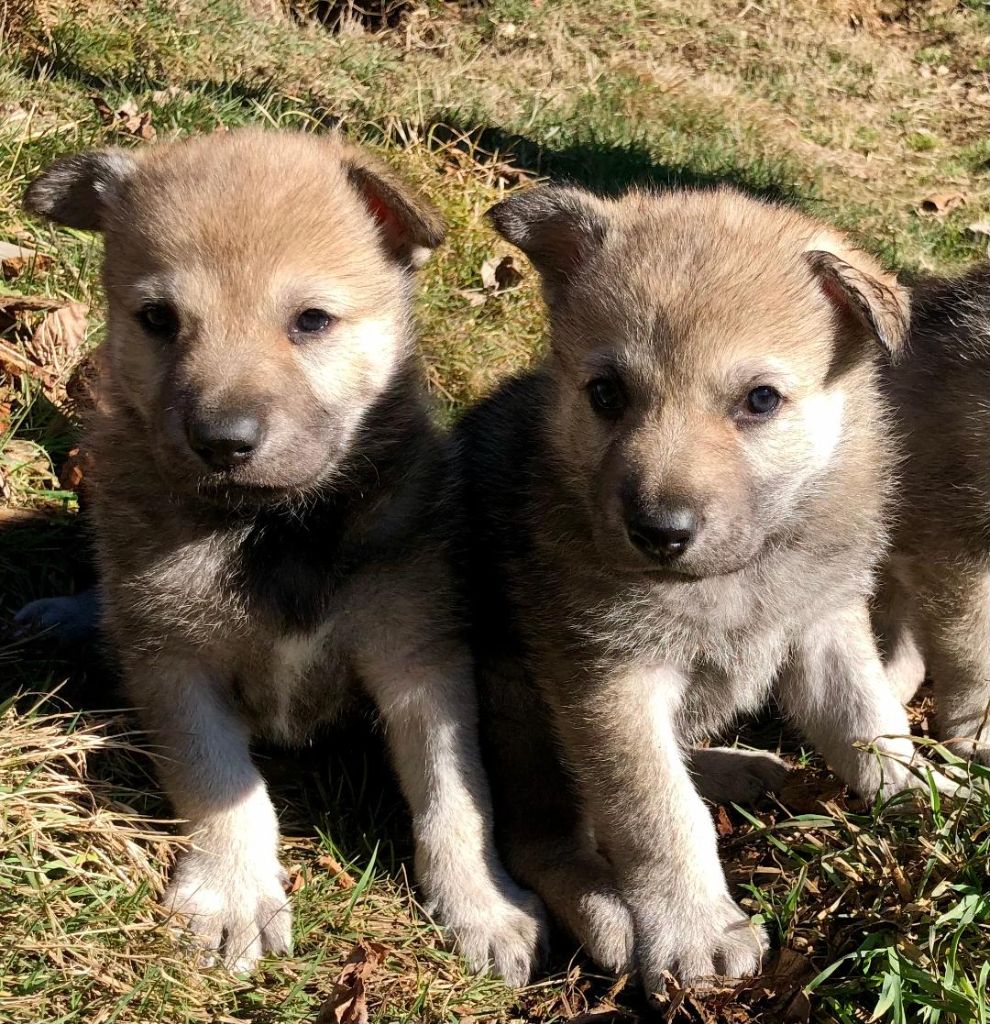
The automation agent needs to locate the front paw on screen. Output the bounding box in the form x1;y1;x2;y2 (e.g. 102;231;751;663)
164;850;293;973
577;886;636;975
637;893;767;993
432;878;548;987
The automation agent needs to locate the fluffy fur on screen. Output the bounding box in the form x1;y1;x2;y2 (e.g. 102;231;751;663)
460;185;945;993
21;129;545;981
876;263;990;762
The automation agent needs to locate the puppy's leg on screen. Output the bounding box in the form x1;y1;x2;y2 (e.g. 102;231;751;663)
505;829;635;976
779;601;956;799
360;646;547;986
555;665;768;993
911;560;990;765
130;658;290;972
689;747;790;805
482;658;633;975
873;565;927;704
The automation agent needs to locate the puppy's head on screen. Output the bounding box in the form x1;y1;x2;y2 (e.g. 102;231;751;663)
25;130;444;502
490;186;907;578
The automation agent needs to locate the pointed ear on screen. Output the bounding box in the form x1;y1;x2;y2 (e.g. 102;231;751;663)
340;144;445;269
805;244;909;358
24;149;138;231
487;186;612;301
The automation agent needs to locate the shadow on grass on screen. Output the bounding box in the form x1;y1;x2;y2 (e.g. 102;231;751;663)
418;119;812;203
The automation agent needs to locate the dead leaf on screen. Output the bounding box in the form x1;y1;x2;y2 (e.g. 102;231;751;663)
151;85;184;105
714;804;734;837
0;293;66;316
0;339;46;380
0;241;51;280
315;941;386;1024
456;288;487;308
94;95;157;141
26;301;89;375
285;868;306;895
58;446;92;495
917;191;966;216
491;160;536;187
734;948;815;1023
1;438;58;501
316;853;357;890
480;254;523;293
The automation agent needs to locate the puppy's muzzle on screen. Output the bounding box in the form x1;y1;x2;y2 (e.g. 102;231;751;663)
626;505;698;562
185;411;265;471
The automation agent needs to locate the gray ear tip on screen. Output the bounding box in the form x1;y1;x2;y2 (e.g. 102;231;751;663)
22;158;75;217
21;149;135;231
485;199;510;230
486;194;537;242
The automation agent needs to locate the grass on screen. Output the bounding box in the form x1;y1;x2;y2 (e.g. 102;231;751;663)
1;0;989;1020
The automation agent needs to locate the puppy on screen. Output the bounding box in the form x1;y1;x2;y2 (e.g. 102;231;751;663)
23;130;545;980
875;263;990;762
459;185;937;992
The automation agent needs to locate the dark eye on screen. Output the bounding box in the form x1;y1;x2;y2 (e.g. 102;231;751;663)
587;376;626;419
744;385;782;417
137;302;179;338
294;308;334;335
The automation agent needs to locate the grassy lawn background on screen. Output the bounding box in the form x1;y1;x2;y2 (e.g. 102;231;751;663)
1;1;989;1021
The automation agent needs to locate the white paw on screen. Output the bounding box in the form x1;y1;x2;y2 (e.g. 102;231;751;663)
164;850;293;973
637;893;768;992
577;887;636;975
692;747;791;805
433;879;548;987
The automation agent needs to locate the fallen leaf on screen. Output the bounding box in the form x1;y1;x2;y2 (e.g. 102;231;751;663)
734;948;815;1023
58;446;92;495
151;85;185;104
316;853;357;889
0;241;51;280
94;95;157;141
26;301;89;375
491;160;536;186
715;804;734;837
456;288;487;308
480;254;523;293
1;437;58;501
0;339;46;380
285;868;306;895
0;293;66;316
917;191;966;216
315;941;386;1024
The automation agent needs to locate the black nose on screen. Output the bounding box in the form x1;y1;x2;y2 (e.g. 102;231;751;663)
626;505;698;561
185;413;264;470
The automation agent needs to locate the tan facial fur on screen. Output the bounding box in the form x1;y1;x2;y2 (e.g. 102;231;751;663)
525;189;904;580
83;133;416;498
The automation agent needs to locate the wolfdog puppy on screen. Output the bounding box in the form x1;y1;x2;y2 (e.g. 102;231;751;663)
875;263;990;763
23;130;544;980
459;185;941;991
